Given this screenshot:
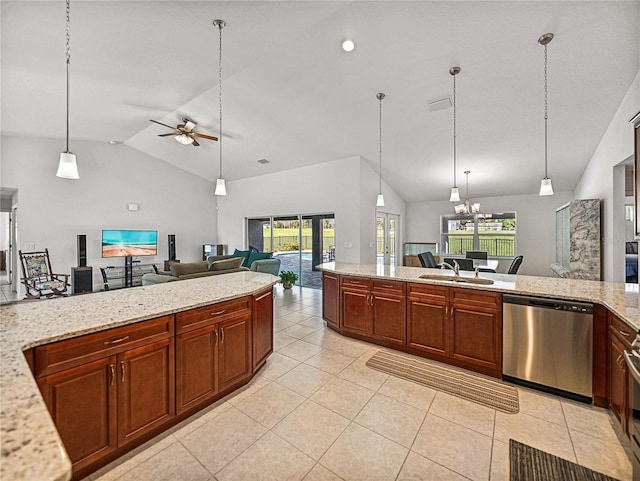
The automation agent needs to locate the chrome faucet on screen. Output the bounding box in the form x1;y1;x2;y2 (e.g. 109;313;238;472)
441;260;460;275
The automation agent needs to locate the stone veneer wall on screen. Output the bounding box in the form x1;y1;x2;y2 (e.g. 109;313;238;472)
569;199;602;280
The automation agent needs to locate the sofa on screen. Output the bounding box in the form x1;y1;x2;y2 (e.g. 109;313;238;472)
142;254;281;285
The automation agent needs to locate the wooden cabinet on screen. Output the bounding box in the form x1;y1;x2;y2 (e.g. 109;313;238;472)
609;312;633;434
176;297;252;414
450;288;502;373
35;316;174;473
253;288;274;371
340;277;406;345
406;284;502;376
322;272;340;330
407;283;450;357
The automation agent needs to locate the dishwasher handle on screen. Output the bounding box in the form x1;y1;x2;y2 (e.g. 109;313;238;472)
528;300;563;310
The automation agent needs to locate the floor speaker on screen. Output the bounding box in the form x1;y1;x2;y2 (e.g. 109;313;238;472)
72;266;92;295
77;234;87;267
168;234;176;261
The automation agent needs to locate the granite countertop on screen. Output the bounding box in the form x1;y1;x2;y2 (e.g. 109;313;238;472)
0;271;280;481
318;262;640;331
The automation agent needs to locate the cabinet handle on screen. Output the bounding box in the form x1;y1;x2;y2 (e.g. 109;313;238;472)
382;284;394;288
104;335;130;346
210;310;226;316
109;364;115;386
221;328;225;344
620;330;631;337
120;361;125;382
445;306;448;318
350;281;361;284
213;329;218;345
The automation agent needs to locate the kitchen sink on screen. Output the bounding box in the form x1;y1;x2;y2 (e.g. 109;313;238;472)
418;273;495;285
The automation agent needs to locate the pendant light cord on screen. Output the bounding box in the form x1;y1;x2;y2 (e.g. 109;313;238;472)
379;95;382;193
218;22;223;179
65;0;71;153
543;42;548;179
453;72;457;188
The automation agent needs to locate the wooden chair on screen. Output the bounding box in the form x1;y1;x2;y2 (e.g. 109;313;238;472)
19;249;69;299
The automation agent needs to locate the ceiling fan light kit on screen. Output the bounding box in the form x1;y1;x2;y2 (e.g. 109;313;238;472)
56;0;79;180
449;66;461;203
376;92;386;207
538;32;555;196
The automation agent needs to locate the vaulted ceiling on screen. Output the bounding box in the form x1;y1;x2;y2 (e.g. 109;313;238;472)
2;1;639;201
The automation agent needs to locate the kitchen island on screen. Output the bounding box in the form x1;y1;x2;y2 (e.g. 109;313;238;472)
0;271;279;481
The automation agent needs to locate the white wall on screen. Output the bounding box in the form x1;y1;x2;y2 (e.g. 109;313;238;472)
574;71;640;282
0;136;218;290
217;156;406;265
406;191;574;277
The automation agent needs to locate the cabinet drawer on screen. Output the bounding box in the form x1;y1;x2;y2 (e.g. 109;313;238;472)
451;288;501;310
372;279;406;294
341;276;372;290
176;297;251;334
609;312;635;348
35;315;174;378
407;283;448;302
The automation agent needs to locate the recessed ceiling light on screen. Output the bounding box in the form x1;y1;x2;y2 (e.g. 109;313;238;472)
257;158;270;164
342;39;355;52
108;140;121;145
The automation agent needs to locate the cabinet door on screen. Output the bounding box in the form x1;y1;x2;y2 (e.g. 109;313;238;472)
371;292;406;345
38;356;117;472
322;272;340;330
407;297;449;356
450;305;501;372
253;288;274;371
176;326;218;415
609;333;628;431
341;289;371;336
118;339;175;446
219;316;252;391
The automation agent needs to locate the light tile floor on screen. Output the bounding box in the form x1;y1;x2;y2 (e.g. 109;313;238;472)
84;286;631;481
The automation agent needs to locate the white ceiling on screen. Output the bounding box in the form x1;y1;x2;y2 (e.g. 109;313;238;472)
2;1;639;202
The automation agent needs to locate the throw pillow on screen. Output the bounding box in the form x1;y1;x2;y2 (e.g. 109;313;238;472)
209;256;244;271
170;261;209;277
231;249;251;267
246;251;272;268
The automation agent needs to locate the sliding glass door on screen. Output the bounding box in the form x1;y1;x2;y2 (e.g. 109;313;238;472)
246;213;335;289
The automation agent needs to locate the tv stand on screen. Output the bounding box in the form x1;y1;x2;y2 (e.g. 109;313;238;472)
100;259;158;291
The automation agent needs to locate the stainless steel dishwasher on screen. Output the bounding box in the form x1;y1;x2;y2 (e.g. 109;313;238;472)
502;294;593;403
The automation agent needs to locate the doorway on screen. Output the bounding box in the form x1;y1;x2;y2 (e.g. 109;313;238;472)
376;213;399;266
246;213;335;289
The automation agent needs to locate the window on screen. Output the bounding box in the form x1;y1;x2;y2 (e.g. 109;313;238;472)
441;212;516;256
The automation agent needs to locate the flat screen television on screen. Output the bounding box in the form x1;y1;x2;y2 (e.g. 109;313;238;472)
101;229;158;258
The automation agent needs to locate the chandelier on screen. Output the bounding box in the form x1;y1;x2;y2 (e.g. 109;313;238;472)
454;171;480;214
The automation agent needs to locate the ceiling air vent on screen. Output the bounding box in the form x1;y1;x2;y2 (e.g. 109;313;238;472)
427;96;452;112
257;158;270;164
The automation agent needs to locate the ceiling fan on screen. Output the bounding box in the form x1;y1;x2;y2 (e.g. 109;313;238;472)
150;118;218;147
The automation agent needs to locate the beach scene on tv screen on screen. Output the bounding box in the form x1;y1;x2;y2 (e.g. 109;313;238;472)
102;230;157;258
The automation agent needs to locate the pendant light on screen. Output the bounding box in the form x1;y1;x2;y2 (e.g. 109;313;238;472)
449;66;461;202
376;92;385;207
454;171;480;214
538;33;554;196
56;0;79;179
213;19;227;196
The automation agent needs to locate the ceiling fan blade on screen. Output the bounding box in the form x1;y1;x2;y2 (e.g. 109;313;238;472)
191;138;200;147
158;133;176;137
192;133;219;141
150;119;177;130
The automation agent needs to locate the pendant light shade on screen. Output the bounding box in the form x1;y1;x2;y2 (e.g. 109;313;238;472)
376;92;385;207
57;0;79;179
449;66;461;201
538;32;554;196
454;170;479;215
214;19;227;196
214;178;227;196
56;152;79;179
539;177;554;196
